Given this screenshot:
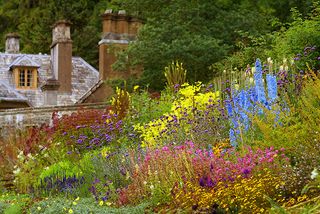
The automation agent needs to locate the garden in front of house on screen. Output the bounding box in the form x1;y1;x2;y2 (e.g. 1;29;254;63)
1;53;320;213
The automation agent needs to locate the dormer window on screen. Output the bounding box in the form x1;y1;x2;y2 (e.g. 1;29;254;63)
9;55;40;90
14;67;38;89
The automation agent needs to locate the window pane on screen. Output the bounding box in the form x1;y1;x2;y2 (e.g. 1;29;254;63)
19;70;25;86
27;69;32;86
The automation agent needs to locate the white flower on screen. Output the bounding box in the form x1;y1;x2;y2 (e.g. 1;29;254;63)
13;168;21;175
290;59;294;65
283;58;287;64
267;57;272;63
27;153;33;159
234;84;239;91
311;168;318;179
17;151;24;160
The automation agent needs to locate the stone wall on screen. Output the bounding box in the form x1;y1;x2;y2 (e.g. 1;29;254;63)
0;102;109;136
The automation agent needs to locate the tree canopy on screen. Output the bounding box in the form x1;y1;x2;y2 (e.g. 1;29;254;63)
0;0;317;89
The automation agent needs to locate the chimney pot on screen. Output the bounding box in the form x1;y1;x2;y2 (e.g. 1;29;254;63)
118;10;126;15
5;33;20;54
105;9;113;14
51;20;72;46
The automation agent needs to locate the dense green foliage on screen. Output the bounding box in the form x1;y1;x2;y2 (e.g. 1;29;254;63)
0;0;318;89
0;0;112;66
114;0;318;89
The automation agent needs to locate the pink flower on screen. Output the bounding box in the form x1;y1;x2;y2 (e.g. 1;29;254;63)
162;146;169;151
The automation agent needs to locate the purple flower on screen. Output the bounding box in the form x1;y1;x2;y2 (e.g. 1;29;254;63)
241;168;251;176
105;134;112;142
206;177;214;187
199;177;205;187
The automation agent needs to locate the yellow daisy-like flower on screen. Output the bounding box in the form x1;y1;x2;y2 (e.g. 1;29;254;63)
133;85;139;91
99;201;104;206
75;197;80;201
68;209;73;214
37;207;41;210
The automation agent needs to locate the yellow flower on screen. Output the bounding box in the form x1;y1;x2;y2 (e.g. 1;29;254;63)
68;209;73;214
72;201;77;205
37;207;41;210
133;85;139;91
99;201;104;206
106;202;112;206
75;197;80;201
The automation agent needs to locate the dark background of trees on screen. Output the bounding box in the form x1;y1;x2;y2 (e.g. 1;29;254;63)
0;0;318;90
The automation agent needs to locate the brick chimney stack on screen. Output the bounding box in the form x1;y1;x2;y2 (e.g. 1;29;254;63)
5;33;20;54
51;20;72;92
99;9;142;80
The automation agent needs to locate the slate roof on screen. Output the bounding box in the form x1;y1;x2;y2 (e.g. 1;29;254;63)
0;53;99;107
8;55;41;68
0;80;30;104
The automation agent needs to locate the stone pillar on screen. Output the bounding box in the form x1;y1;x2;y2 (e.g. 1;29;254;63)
40;79;60;106
5;33;20;54
50;20;72;92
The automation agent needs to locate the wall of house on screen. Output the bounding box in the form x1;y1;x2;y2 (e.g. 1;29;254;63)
0;103;108;137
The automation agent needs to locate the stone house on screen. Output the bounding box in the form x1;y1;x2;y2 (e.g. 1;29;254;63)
0;10;142;109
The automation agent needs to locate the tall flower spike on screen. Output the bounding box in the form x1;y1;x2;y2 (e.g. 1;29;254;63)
254;59;267;104
266;74;277;103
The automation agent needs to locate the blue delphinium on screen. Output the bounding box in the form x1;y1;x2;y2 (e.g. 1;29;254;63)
266;74;277;103
254;59;267;106
227;59;280;147
225;59;279;147
229;128;237;147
